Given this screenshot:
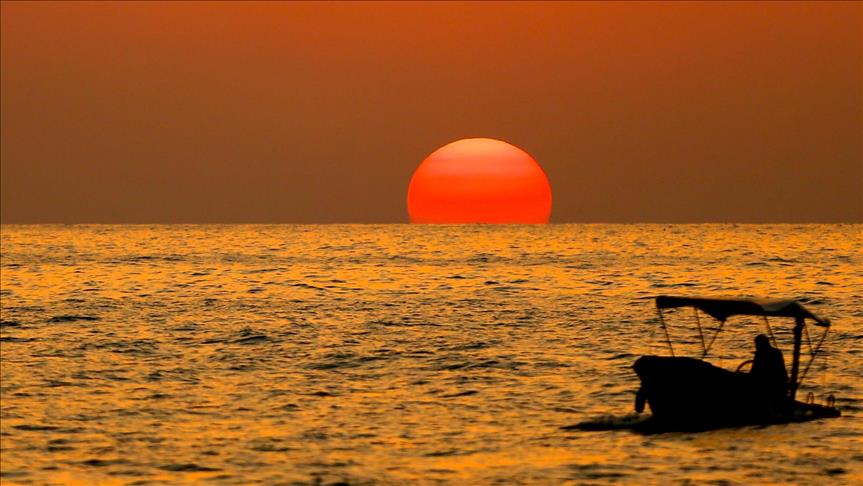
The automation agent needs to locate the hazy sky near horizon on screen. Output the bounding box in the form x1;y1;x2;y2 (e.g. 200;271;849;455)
1;1;860;223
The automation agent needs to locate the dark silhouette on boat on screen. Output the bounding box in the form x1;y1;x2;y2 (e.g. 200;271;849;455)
571;296;841;434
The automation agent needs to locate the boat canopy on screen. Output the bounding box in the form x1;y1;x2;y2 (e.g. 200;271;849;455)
655;296;830;327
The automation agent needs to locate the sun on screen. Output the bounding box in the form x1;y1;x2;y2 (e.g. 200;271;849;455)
407;138;552;224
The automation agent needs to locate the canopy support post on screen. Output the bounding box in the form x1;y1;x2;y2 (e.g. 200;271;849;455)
798;326;829;388
694;308;707;358
658;308;674;357
789;316;804;400
704;318;725;357
763;316;777;347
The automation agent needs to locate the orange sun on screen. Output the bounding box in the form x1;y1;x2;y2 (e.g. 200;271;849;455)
407;138;552;224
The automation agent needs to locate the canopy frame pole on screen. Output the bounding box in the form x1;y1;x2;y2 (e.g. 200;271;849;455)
798;326;829;388
763;316;777;347
789;316;804;400
694;308;707;358
704;318;725;357
803;322;814;356
657;308;674;357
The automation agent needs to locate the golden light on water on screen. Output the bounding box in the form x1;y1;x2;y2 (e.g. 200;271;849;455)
1;225;860;483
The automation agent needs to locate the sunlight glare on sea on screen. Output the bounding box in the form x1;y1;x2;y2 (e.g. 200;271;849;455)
1;224;861;484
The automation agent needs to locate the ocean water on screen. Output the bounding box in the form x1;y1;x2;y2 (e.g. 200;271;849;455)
0;224;860;485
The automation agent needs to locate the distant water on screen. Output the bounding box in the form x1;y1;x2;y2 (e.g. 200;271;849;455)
1;224;861;485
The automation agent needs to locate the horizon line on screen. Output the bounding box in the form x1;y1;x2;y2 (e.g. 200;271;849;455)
2;221;861;226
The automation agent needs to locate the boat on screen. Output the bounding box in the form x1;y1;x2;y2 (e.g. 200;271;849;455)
629;296;841;432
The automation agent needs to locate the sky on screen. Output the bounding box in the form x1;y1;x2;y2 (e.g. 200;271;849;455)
1;1;860;224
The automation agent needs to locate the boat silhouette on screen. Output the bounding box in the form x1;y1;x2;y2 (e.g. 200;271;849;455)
570;296;841;433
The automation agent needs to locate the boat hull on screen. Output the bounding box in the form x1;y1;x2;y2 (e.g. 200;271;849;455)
633;355;840;431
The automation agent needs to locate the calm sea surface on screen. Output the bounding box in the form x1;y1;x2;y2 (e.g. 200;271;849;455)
1;225;861;485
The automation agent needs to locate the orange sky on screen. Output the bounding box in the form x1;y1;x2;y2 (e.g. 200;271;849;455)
1;1;860;223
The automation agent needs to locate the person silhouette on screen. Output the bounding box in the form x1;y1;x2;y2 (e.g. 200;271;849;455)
750;334;789;412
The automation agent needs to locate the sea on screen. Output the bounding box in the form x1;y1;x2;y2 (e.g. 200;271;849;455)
0;224;860;485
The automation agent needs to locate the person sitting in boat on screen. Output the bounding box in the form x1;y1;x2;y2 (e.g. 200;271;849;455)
750;334;789;404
